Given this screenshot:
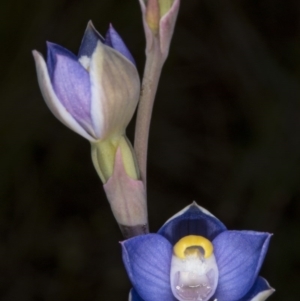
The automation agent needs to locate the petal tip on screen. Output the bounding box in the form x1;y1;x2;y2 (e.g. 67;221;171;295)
158;202;227;244
86;20;101;37
79;21;104;58
32;49;41;59
87;19;94;28
46;41;57;51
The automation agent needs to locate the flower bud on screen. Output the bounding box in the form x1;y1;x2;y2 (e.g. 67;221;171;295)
145;0;160;34
91;135;139;183
103;147;148;237
139;0;180;59
33;21;140;182
158;0;174;16
33;22;139;142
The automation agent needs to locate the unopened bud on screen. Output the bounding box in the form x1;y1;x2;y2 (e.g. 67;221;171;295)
140;0;180;58
103;147;148;237
91;135;139;183
158;0;174;16
145;0;160;34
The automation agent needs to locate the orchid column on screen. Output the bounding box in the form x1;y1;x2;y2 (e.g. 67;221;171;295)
33;22;147;238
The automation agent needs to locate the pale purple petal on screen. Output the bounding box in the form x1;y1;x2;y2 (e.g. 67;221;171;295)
78;21;104;58
122;234;176;301
50;44;94;135
47;42;77;80
105;24;136;65
237;277;274;301
158;202;226;245
212;231;271;301
32;50;95;141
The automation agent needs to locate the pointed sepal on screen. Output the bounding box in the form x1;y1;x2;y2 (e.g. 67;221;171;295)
103;145;147;236
158;202;227;244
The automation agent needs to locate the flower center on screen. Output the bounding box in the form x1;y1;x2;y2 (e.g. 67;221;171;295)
170;235;219;301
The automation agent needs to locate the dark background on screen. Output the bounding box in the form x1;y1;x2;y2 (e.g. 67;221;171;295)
1;0;300;300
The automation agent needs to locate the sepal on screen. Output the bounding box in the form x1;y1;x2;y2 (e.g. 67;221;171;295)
238;277;275;301
105;24;136;65
122;234;175;301
89;41;140;140
49;45;94;136
32;50;95;141
129;289;145;301
212;231;272;301
138;0;180;59
78;21;104;59
158;202;227;244
102;145;147;234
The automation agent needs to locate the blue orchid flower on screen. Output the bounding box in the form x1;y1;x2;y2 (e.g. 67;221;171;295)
122;203;274;301
33;21;139;142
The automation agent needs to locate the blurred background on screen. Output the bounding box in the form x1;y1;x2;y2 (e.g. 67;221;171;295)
1;0;300;300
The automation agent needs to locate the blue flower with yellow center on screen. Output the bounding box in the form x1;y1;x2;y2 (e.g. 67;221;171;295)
122;203;274;301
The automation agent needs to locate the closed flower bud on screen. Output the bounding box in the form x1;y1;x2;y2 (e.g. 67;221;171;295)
33;21;141;182
104;147;148;237
33;21;139;142
139;0;180;59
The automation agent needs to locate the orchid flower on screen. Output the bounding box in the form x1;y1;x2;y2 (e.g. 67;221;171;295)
122;203;274;301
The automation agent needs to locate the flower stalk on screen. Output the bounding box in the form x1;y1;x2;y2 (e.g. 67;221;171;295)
135;0;180;185
134;38;163;185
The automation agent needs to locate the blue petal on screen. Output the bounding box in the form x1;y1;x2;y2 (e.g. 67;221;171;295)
78;21;104;58
237;277;274;301
122;234;176;301
51;49;93;132
158;203;227;245
129;289;145;301
212;231;271;301
47;42;78;81
105;24;136;65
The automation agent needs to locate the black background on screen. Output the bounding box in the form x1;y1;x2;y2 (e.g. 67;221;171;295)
1;0;300;300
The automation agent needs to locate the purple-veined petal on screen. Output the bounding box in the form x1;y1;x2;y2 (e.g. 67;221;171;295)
78;21;104;59
122;234;176;301
50;44;96;137
32;50;95;141
237;277;274;301
47;42;78;80
89;41;140;139
212;231;272;301
129;289;145;301
105;24;136;65
158;202;227;244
